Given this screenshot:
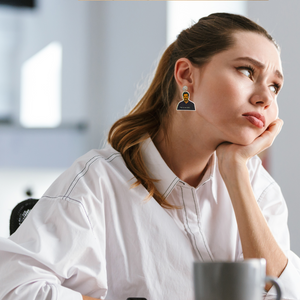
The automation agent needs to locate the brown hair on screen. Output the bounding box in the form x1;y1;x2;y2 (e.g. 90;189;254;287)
108;12;278;208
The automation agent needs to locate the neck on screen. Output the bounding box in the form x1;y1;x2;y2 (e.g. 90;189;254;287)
153;108;223;188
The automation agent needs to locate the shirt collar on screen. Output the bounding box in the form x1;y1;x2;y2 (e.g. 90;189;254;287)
200;151;218;204
140;137;218;203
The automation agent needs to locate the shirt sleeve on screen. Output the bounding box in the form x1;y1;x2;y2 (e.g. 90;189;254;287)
257;179;300;300
0;195;107;300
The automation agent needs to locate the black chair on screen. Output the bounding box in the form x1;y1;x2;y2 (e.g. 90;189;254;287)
10;198;39;235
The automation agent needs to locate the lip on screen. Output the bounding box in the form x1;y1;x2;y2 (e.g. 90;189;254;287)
242;112;265;128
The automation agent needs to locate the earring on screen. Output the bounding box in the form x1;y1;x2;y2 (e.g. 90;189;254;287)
176;86;196;111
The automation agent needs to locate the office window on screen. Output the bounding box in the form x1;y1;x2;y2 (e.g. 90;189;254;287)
20;41;62;128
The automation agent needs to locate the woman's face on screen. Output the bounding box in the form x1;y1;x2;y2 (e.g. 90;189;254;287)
191;31;283;146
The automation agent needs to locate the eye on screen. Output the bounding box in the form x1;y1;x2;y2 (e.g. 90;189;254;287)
237;65;255;79
269;83;281;95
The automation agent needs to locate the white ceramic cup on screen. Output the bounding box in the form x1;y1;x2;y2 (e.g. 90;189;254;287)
193;259;282;300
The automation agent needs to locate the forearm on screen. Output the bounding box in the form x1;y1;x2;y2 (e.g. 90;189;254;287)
223;162;287;278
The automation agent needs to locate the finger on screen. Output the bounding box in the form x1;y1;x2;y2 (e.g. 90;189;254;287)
255;119;283;151
261;119;283;140
267;118;284;134
276;119;284;134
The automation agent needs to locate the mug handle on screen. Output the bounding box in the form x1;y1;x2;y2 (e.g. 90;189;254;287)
265;276;282;300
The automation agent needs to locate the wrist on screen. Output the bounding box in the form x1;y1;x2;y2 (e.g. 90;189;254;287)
219;157;249;183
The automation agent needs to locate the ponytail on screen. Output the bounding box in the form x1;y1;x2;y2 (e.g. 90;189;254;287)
108;42;177;209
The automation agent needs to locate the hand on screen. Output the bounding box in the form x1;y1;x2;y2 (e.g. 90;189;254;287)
216;118;283;178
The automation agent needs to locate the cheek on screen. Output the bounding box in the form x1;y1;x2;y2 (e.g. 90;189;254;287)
275;102;279;119
196;78;239;109
268;102;279;123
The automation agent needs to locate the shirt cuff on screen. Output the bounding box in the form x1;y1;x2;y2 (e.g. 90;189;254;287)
55;285;83;300
265;253;300;300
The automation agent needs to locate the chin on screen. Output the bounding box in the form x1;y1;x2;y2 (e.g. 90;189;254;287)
229;132;258;146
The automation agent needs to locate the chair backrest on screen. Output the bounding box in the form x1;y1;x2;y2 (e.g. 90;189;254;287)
10;198;39;235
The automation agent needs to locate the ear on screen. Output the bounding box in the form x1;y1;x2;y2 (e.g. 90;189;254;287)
174;58;195;93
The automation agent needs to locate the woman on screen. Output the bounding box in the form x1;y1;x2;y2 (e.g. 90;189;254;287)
0;13;299;300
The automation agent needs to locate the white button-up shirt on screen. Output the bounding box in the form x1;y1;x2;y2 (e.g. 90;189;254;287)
0;138;299;300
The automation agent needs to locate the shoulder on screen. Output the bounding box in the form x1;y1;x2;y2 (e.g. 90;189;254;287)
43;144;133;202
69;145;123;176
61;144;124;180
177;101;184;107
190;101;195;109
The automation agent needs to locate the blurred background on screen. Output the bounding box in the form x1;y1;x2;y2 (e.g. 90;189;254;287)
0;0;299;256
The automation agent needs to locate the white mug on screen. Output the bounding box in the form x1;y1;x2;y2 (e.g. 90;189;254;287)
193;259;282;300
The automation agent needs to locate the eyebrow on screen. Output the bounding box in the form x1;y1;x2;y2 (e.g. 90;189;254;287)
233;56;284;81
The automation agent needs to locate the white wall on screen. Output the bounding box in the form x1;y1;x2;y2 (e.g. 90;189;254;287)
85;1;167;149
248;0;300;255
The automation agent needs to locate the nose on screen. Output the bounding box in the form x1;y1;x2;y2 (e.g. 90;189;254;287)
250;84;273;110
